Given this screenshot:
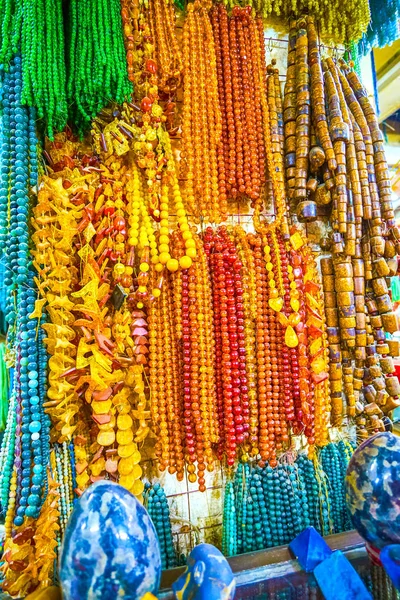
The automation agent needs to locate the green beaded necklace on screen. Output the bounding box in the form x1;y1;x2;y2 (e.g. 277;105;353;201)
67;0;133;134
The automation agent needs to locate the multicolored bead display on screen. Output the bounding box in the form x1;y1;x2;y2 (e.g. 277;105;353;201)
0;0;397;595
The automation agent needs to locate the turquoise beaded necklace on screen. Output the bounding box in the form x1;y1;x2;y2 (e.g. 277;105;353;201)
223;443;355;557
0;55;50;526
144;482;177;570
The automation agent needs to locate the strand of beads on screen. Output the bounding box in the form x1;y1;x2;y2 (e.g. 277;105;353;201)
144;482;177;569
210;5;265;207
180;0;222;222
0;55;50;528
222;479;237;557
296;454;333;535
2;473;60;597
223;444;354;556
284;19;400;438
204;227;249;466
147;0;183;93
358;0;400;55
320;443;352;534
0;0;68;137
222;0;370;44
67;0;132;133
54;444;74;535
253;15;288;237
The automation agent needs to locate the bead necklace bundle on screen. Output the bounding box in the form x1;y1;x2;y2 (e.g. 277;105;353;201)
210;5;266;205
144;482;177;569
0;56;50;530
0;343;8;430
358;0;400;55
0;0;68;138
147;225;331;485
149;233;218;489
31;136;149;498
147;0;183;93
284;19;400;439
1;474;60;597
67;0;132;133
180;0;222;222
223;441;355;557
222;0;370;44
0;0;132;137
53;443;75;535
320;440;354;533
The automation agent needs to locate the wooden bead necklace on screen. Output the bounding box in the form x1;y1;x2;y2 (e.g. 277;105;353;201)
284;18;400;438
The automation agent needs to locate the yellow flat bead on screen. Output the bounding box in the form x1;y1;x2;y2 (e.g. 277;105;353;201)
97;430;116;446
117;442;138;458
131;479;145;496
116;429;134;445
117;414;133;430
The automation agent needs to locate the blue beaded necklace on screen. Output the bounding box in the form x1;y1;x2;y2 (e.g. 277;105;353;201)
223;443;355;557
144;482;177;569
0;54;49;526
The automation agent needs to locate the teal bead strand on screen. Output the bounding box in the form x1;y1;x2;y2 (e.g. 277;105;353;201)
145;482;177;569
222;480;237;557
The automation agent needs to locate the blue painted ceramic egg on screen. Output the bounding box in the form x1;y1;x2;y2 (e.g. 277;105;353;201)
172;543;236;600
59;480;161;600
345;432;400;549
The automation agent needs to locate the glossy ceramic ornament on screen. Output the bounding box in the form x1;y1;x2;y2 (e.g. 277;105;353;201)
345;432;400;549
172;543;236;600
59;480;161;600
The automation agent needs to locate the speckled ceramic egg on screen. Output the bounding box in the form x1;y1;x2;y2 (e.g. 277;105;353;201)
59;480;161;600
345;432;400;549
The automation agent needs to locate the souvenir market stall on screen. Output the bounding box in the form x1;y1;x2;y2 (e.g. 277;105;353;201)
0;0;399;596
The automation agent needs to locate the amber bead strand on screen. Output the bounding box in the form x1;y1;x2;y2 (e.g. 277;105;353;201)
181;6;196;218
254;16;286;234
204;4;222;222
180;266;198;471
337;68;378;227
350;113;372;223
278;236;296;428
235;227;258;455
323;63;348;236
235;13;253;200
195;234;218;456
238;10;261;201
194;9;210;219
246;14;266;197
218;4;236;204
229;12;244;200
211;6;228;219
169;236;186;481
251;236;273;464
148;0;183;93
165;273;183;475
267;63;280;215
188;264;207;486
327;58;357;255
273;62;284;159
267;234;287;454
157;287;170;471
211;232;237;466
